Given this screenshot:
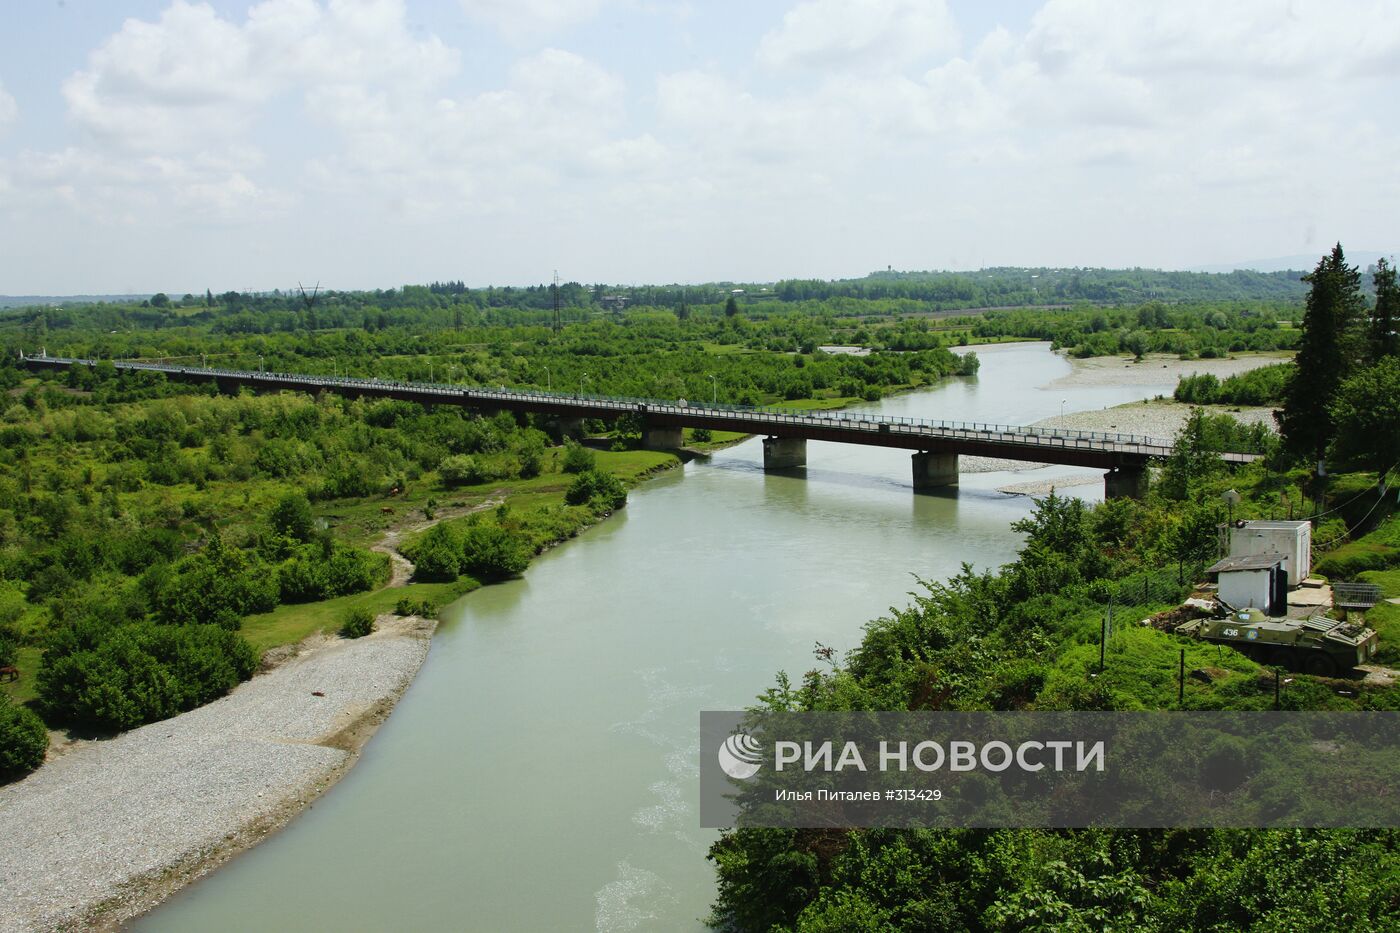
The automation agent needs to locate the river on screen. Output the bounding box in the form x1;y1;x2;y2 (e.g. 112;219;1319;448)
139;343;1178;932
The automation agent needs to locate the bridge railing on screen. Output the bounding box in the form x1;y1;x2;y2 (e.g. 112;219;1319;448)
26;356;1264;457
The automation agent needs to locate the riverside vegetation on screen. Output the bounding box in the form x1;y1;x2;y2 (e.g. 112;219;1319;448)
0;256;1393;921
0;263;1359;780
709;246;1400;931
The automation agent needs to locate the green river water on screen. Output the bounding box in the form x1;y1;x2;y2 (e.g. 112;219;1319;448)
139;343;1176;932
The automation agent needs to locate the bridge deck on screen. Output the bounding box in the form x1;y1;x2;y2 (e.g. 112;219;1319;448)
21;356;1261;470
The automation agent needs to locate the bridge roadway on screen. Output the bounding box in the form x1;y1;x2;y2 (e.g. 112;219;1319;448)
21;355;1260;498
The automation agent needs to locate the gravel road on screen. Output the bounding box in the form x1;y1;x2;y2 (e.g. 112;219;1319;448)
0;616;434;932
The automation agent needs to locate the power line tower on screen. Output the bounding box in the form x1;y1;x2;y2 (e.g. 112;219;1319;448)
552;270;561;334
298;281;321;331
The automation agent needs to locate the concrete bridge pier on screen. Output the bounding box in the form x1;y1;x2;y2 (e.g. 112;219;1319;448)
552;417;587;440
762;436;807;471
1104;465;1148;499
640;423;685;449
912;451;959;490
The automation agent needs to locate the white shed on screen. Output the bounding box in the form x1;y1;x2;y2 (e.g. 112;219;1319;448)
1207;553;1288;616
1227;520;1311;585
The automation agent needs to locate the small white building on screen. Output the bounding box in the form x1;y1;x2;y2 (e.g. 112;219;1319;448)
1227;520;1311;585
1207;553;1289;616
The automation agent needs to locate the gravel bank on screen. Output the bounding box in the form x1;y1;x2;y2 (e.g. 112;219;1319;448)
1029;397;1278;440
988;398;1279;497
0;615;435;933
1048;351;1291;388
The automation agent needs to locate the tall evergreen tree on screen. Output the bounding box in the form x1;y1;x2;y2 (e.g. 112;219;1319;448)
1371;256;1399;361
1276;243;1366;471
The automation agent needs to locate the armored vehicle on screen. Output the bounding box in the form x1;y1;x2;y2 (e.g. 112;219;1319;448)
1176;608;1378;676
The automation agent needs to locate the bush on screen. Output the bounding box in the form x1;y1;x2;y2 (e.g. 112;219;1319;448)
393;596;438;618
0;694;47;781
279;543;388;603
691;427;713;443
340;607;374;639
460;525;532;578
268;489;315;542
561;441;596;474
151;535;279;629
439;454;487;487
38;621;257;731
410;523;461;581
564;469;627;511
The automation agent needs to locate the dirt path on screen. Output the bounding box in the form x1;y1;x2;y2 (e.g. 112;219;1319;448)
370;491;507;588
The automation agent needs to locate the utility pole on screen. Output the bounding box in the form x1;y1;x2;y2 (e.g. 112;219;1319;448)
552;270;561;335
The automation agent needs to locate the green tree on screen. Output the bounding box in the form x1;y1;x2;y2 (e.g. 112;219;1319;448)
268;490;315;543
460;525;532;578
725;296;740;318
1371;257;1399;361
150;292;170;308
1331;356;1400;475
1157;408;1226;501
1278;244;1366;471
561;440;596;474
411;523;461;581
439;454;486;487
0;694;47;781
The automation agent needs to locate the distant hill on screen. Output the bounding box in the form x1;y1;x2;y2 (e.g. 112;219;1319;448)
0;294;152;310
1194;250;1397;274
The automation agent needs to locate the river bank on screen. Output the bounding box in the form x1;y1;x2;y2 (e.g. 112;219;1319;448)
0;614;434;933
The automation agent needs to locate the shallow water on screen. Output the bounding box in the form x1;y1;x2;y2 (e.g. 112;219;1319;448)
139;343;1176;932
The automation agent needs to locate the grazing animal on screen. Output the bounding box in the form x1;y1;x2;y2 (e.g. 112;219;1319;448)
0;666;18;682
380;506;395;514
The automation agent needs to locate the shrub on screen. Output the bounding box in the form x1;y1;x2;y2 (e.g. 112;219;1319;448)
152;535;279;629
0;694;47;781
439;454;487;487
268;489;315;542
340;607;374;639
410;523;461;582
561;441;596;474
460;525;532;578
38;621;257;731
691;427;713;443
564;469;627;511
279;544;388;602
393;596;438;618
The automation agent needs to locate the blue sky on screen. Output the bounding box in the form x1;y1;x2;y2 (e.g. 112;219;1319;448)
0;0;1396;294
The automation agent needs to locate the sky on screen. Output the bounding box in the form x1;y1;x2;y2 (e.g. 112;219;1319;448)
0;0;1397;295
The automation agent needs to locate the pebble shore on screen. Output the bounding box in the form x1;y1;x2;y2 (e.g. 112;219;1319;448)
0;615;434;933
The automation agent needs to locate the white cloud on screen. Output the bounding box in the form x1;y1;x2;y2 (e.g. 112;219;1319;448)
758;0;960;71
63;0;456;154
459;0;608;39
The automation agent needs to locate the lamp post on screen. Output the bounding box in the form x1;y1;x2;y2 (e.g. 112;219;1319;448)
544;366;551;392
709;373;718;405
1060;398;1066;418
581;373;590;396
258;355;264;373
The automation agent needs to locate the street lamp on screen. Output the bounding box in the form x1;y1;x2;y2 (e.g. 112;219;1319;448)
543;366;551;392
1060;398;1067;418
581;372;590;396
258;355;264;373
709;374;718;405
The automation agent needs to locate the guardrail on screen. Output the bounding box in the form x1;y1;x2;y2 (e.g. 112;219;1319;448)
21;355;1266;458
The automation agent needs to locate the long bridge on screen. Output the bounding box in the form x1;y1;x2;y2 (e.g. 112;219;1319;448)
20;355;1261;498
